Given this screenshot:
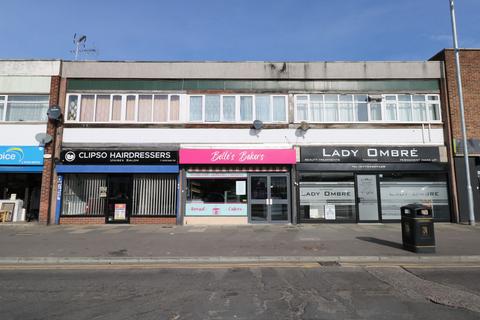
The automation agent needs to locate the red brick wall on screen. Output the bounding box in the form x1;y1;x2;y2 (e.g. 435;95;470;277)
431;49;480;222
130;217;176;224
435;50;480;142
38;76;61;224
59;216;176;224
59;217;106;225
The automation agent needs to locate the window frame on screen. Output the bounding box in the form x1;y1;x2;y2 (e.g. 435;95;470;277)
0;94;50;122
187;94;288;124
66;93;186;123
294;93;442;124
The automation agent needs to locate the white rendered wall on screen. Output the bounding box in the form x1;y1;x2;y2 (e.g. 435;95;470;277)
0;124;47;145
0;76;52;94
63;127;444;146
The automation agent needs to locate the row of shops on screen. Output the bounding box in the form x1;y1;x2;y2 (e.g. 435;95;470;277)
49;145;450;225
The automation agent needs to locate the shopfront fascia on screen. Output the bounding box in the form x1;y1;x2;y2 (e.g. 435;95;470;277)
0;146;44;222
55;149;179;224
297;146;450;223
179;148;297;225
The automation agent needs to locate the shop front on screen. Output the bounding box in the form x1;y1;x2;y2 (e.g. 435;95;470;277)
179;148;296;225
0;146;44;222
55;149;179;224
297;146;450;223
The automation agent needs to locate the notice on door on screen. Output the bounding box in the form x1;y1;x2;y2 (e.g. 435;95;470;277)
324;204;336;220
114;203;126;220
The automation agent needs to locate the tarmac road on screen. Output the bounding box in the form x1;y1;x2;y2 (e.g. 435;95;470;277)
1;264;480;320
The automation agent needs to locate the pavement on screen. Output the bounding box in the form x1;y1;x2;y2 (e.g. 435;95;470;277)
0;222;479;265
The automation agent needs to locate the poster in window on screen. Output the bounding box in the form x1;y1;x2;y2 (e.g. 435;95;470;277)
236;181;246;195
325;204;336;220
114;203;126;220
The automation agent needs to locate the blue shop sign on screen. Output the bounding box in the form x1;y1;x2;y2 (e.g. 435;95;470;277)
0;146;44;165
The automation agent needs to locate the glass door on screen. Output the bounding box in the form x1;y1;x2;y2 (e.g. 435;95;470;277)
249;174;290;223
356;174;380;222
106;175;132;223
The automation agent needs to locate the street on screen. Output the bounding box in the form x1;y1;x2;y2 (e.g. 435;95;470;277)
1;265;480;320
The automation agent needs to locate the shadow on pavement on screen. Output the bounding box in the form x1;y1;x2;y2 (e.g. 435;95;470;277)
356;237;404;251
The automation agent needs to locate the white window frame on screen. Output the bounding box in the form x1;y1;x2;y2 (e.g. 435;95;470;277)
294;93;442;124
186;94;288;123
0;94;50;122
65;93;186;123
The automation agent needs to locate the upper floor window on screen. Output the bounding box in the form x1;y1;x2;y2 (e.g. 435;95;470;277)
294;94;441;123
188;94;287;123
0;95;49;122
66;94;184;123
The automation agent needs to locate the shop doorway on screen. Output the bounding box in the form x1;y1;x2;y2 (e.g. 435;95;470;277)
0;173;42;221
356;174;380;222
106;175;132;223
248;174;290;223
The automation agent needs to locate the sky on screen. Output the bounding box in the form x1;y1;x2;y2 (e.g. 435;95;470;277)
1;0;479;61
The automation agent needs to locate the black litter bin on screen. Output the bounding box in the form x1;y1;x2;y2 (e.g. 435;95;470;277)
400;204;435;253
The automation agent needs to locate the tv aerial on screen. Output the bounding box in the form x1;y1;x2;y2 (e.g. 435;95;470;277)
71;33;98;60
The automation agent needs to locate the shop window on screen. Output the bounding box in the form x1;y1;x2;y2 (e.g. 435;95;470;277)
187;178;247;204
62;174;107;216
2;95;49;122
132;175;177;216
299;173;356;221
186;175;248;217
379;173;450;221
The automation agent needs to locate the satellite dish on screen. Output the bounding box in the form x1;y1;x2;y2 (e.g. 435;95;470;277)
252;120;264;130
47;105;62;121
299;121;310;131
35;133;53;145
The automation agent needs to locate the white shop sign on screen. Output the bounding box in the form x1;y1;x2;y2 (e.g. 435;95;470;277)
299;184;355;204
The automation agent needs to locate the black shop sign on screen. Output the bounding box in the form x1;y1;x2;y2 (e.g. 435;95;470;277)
61;150;178;165
301;146;441;163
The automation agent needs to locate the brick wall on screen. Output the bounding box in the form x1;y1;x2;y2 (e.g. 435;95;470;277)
38;76;61;224
130;217;176;224
433;49;480;141
59;216;176;224
431;49;480;222
59;217;106;224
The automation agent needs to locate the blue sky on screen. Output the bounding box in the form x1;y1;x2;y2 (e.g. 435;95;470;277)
1;0;479;61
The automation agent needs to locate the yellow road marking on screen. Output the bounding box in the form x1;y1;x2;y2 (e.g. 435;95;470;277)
0;262;322;270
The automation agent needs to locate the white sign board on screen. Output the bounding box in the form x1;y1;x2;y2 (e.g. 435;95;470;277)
236;181;246;195
324;204;336;220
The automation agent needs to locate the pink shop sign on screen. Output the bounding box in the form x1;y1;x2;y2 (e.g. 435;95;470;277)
179;149;297;164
